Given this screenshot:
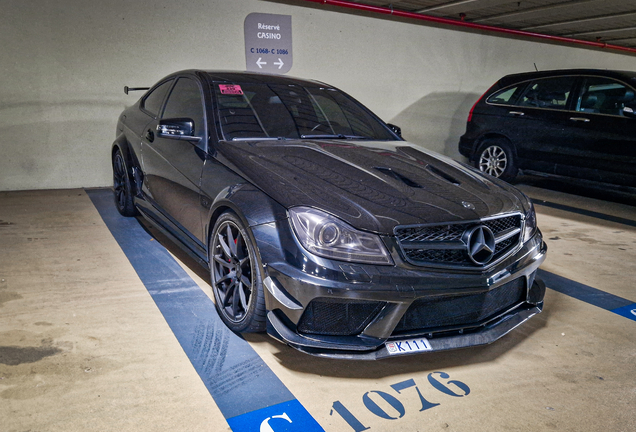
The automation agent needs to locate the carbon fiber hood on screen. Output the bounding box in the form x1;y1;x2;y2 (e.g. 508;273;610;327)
215;139;529;234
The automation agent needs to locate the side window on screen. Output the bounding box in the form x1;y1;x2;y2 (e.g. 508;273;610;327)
486;86;521;105
141;80;173;116
576;77;635;116
162;78;205;137
517;77;575;110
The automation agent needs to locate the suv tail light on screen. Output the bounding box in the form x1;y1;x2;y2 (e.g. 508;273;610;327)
467;98;480;123
467;84;496;122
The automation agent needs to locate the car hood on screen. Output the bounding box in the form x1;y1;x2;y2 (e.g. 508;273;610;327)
215;139;529;234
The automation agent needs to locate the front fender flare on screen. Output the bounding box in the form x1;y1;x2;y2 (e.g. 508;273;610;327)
205;184;288;244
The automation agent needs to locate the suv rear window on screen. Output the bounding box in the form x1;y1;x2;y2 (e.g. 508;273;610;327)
486;86;521;105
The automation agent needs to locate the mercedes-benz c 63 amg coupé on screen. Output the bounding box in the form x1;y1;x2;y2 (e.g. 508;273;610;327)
112;70;547;359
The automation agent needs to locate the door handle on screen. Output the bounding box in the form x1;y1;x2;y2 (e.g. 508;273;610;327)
569;117;590;123
145;129;155;142
509;111;525;116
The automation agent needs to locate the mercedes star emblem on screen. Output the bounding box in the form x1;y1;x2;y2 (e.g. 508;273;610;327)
465;225;496;265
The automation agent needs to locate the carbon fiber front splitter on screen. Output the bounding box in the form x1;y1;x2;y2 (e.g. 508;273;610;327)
266;286;544;360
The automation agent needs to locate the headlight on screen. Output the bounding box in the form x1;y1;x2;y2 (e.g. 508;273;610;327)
289;207;393;265
523;201;538;242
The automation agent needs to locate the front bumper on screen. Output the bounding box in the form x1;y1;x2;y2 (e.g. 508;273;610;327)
252;219;547;359
268;300;542;360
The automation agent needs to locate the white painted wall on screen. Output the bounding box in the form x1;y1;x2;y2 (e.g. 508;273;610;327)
1;0;635;191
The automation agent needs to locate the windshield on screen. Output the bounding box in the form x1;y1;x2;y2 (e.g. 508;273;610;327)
213;82;396;141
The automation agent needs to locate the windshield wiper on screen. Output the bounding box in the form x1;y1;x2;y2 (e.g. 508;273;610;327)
231;136;291;141
300;134;368;140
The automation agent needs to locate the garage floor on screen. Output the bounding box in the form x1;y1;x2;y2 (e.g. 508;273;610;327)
1;185;635;432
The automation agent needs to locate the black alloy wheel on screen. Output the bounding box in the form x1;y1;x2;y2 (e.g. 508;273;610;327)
476;138;517;182
112;149;137;217
209;212;266;333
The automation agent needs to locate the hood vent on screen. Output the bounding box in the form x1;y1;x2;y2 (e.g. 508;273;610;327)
374;167;422;188
426;165;460;186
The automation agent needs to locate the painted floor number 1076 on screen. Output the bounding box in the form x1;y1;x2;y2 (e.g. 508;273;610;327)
330;372;470;431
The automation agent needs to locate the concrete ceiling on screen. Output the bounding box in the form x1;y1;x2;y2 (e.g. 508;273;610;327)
347;0;636;49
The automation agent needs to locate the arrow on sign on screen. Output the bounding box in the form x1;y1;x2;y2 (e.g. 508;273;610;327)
256;58;267;69
274;58;284;69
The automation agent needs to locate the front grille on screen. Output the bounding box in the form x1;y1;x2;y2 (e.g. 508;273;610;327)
297;298;385;336
407;249;466;264
398;224;465;243
393;277;526;334
394;214;522;268
484;215;517;233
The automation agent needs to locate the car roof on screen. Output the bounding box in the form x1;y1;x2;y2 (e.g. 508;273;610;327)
166;69;329;87
499;69;636;87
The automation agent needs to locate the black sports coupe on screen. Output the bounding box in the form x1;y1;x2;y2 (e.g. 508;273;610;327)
112;70;547;359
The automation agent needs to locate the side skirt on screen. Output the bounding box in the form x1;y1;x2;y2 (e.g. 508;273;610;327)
134;198;209;269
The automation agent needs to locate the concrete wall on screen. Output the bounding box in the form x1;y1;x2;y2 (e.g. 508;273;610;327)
1;0;635;191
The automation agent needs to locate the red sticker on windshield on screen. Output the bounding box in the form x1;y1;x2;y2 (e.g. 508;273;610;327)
219;84;244;95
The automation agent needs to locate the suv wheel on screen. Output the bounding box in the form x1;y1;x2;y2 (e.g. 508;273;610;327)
476;139;517;182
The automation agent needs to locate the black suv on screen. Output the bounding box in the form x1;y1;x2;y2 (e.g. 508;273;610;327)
459;69;636;192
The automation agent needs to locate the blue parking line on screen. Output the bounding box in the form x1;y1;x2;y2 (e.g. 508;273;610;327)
86;189;323;431
531;200;636;321
533;199;636;228
538;269;636;322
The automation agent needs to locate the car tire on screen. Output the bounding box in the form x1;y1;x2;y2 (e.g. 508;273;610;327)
475;139;517;182
209;212;266;333
112;148;137;217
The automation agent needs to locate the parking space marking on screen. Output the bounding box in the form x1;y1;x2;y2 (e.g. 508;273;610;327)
533;199;636;228
329;374;471;431
533;199;635;321
87;187;633;431
611;303;636;322
228;399;322;431
87;189;323;432
538;269;636;321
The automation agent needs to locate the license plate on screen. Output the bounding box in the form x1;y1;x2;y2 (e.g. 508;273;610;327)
385;337;432;355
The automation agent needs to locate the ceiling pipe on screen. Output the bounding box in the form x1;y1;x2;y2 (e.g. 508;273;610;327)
473;0;600;24
299;0;636;54
416;0;485;13
521;10;636;31
565;25;636;38
603;36;636;43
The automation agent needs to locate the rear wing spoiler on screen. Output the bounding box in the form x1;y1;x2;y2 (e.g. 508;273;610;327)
124;86;150;95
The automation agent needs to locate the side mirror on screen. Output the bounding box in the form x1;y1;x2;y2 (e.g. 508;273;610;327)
387;123;402;138
623;104;636;119
157;118;201;142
